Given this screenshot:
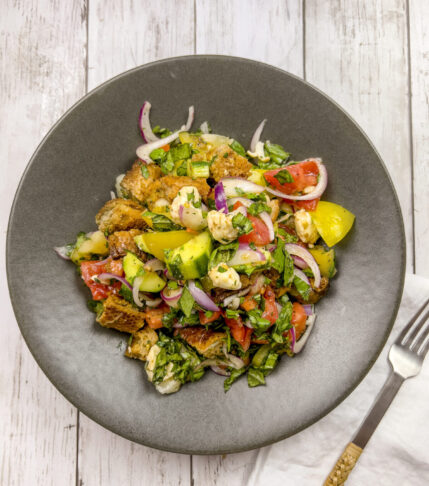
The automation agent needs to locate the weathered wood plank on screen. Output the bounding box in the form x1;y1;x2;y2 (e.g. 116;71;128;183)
195;0;303;77
409;0;429;277
193;1;303;485
305;0;413;270
78;1;195;484
0;1;87;485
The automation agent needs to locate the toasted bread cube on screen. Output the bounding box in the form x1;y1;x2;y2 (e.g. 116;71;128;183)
125;327;158;361
120;161;162;203
175;326;226;358
96;198;146;234
144;175;211;210
96;294;145;333
108;229;143;259
210;145;252;182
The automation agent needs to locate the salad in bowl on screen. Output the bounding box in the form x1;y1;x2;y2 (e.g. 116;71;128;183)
55;103;355;394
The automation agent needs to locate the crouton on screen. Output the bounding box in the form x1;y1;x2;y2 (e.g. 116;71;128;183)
144;175;211;210
175;326;226;358
95;198;146;234
210;145;252;182
120;161;162;203
96;294;145;333
108;229;143;259
125;327;158;361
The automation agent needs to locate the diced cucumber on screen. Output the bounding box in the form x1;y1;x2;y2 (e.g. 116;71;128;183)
134;231;195;261
189;161;210;179
123;252;166;292
71;230;109;264
165;231;213;280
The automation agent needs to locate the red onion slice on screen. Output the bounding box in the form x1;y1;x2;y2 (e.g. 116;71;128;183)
142;297;162;307
179;205;184;224
285;243;321;288
214;182;228;213
222;287;251;308
302;304;314;316
220;177;265;197
227;246;265;267
144;258;165;272
188;281;220;312
132;276;144;307
227;197;253;208
136;128;183;163
294;314;316;354
292;254;308;269
250;119;267;152
97;273;132;289
110;190;116;200
161;286;183;307
265;159;328;201
210;365;230;377
293;267;310;285
289;326;296;353
184;105;195;131
200;121;210;134
54;246;71;261
249;274;266;296
259;211;274;242
139;101;159;143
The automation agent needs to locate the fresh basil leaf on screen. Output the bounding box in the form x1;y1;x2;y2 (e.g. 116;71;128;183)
152;125;172;138
247;368;266;387
161;307;178;329
247;309;271;333
179;286;195;317
264;142;290;164
229;140;246;157
283;249;294;285
277;228;298;243
271;301;293;343
224;367;247;392
274;169;294;184
271;237;285;274
150;148;166;162
209;242;239;269
247;201;271;216
87;300;103;316
293;275;311;301
232;213;253;235
143;211;182;231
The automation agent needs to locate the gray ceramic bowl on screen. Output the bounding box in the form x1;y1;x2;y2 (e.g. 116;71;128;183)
7;55;405;454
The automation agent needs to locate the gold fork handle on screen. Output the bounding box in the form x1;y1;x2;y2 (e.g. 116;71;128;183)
323;442;362;486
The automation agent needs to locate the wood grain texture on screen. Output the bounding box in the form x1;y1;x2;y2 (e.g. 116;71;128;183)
409;0;429;277
193;1;303;485
195;0;303;77
305;0;413;271
78;2;195;485
0;1;87;485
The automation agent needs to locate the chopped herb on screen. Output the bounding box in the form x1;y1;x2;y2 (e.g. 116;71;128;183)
162;307;178;329
224;367;247;392
247;201;271;216
209;242;239;269
232;213;253;235
229;140;246;157
247;309;271;333
274;169;294;184
187;190;195;202
140;164;150;179
204;310;214;318
278;228;298;243
223;152;229;158
143;211;182;231
293;275;311;301
264;142;290;164
283;249;294;285
152;125;172;138
167;281;179;289
271;301;293;343
271;237;285;274
87;300;103;316
179;286;195;317
217;265;227;273
225;309;241;319
247;368;266;387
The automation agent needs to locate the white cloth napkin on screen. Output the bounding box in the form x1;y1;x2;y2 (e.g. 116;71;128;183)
248;274;429;486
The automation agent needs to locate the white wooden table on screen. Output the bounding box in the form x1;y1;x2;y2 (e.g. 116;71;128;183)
1;1;428;484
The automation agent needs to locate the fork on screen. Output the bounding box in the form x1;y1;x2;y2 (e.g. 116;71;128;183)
324;297;429;486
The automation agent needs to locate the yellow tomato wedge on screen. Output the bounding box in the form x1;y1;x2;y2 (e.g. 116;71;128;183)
310;201;355;247
309;246;336;278
248;168;267;186
134;231;196;261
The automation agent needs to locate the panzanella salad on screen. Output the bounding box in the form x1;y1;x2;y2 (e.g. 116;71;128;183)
55;103;355;394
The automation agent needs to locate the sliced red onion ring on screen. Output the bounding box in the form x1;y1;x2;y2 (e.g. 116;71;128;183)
179;205;184;224
249;274;266;296
285;243;321;288
188;281;220;312
220;177;265;197
214;182;228;213
265;159;327;201
225;353;245;369
142;297;162;308
222;287;251;308
294;314;316;354
136;128;183;163
292;254;308;269
161;286;183;308
250;119;267;152
184;105;195;131
54;246;71;260
227;245;265;267
163;268;173;279
132;277;144;307
210;365;230;377
259;211;274;242
200;121;210;134
289;326;296;353
293;267;310;285
227;196;253;208
144;258;165;272
139;101;159;143
173;322;186;329
302;304;314;316
97;273;132;289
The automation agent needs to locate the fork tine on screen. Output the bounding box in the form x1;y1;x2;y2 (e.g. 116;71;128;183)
395;297;429;345
419;335;429;357
410;310;429;352
404;308;429;348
